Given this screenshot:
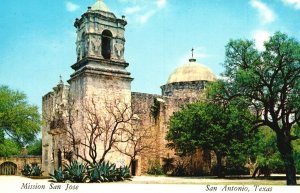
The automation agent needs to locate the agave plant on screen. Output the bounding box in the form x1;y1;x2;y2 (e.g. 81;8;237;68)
87;162;105;182
31;165;44;176
87;166;102;182
21;164;32;176
64;160;88;183
87;161;110;182
50;167;66;182
87;161;131;182
102;162;117;182
116;166;131;181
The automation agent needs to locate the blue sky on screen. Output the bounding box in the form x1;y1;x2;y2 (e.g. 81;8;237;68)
0;0;300;110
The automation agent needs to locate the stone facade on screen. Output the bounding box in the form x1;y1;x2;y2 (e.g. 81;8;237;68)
131;80;212;175
42;0;215;176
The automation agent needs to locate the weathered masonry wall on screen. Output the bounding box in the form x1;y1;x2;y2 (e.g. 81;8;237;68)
0;156;42;175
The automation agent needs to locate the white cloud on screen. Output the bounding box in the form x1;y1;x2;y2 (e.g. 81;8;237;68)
253;30;271;51
124;6;142;14
138;10;156;24
156;0;167;9
250;0;276;24
282;0;300;9
121;0;168;24
66;1;80;12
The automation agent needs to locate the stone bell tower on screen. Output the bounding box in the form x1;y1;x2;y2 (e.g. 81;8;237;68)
74;0;127;62
68;0;132;102
65;0;133;166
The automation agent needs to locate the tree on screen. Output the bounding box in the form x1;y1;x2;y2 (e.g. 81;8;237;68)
113;115;155;168
61;98;137;165
27;139;42;155
166;100;254;178
251;127;285;177
0;139;21;157
214;32;300;184
291;125;300;173
0;85;40;146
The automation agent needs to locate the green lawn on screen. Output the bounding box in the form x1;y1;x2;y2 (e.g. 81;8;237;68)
127;175;300;185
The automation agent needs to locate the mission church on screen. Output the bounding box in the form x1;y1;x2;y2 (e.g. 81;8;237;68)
42;0;216;176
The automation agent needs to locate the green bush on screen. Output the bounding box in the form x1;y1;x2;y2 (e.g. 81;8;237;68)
225;166;250;176
210;165;226;177
21;163;43;176
21;164;32;176
116;166;131;181
147;160;164;175
64;160;88;183
50;167;66;182
31;165;44;176
50;160;131;183
87;161;131;182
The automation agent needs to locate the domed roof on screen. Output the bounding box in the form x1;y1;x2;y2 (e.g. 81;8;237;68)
91;0;111;12
167;58;216;84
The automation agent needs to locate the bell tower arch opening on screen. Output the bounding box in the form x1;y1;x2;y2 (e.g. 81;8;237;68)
101;30;112;59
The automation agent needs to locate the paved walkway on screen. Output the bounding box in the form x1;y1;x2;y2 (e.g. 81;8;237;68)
0;175;299;193
1;175;299;185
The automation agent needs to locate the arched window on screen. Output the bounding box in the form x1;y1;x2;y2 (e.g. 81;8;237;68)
101;30;112;59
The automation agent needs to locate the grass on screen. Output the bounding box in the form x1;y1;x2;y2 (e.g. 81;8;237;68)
127;175;300;185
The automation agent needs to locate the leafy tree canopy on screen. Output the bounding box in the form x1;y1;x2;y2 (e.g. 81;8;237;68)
166;100;255;177
211;32;300;185
0;85;41;146
27;139;42;155
0;139;21;157
253;127;285;172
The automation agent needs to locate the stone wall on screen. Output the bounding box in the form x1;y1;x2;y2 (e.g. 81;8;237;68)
0;156;42;175
131;92;164;175
161;80;207;99
131;89;212;175
42;82;69;175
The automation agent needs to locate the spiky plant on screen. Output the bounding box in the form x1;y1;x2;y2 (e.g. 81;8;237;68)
50;167;65;182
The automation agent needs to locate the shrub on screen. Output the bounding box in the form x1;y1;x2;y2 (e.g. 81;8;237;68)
50;160;131;183
87;161;131;182
171;161;188;176
162;157;175;174
21;163;43;176
64;160;88;183
116;166;131;181
210;165;226;177
50;167;66;182
147;160;164;175
21;164;32;176
225;166;250;176
31;165;44;176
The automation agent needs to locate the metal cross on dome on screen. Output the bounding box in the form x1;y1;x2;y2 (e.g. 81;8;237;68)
191;48;194;58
